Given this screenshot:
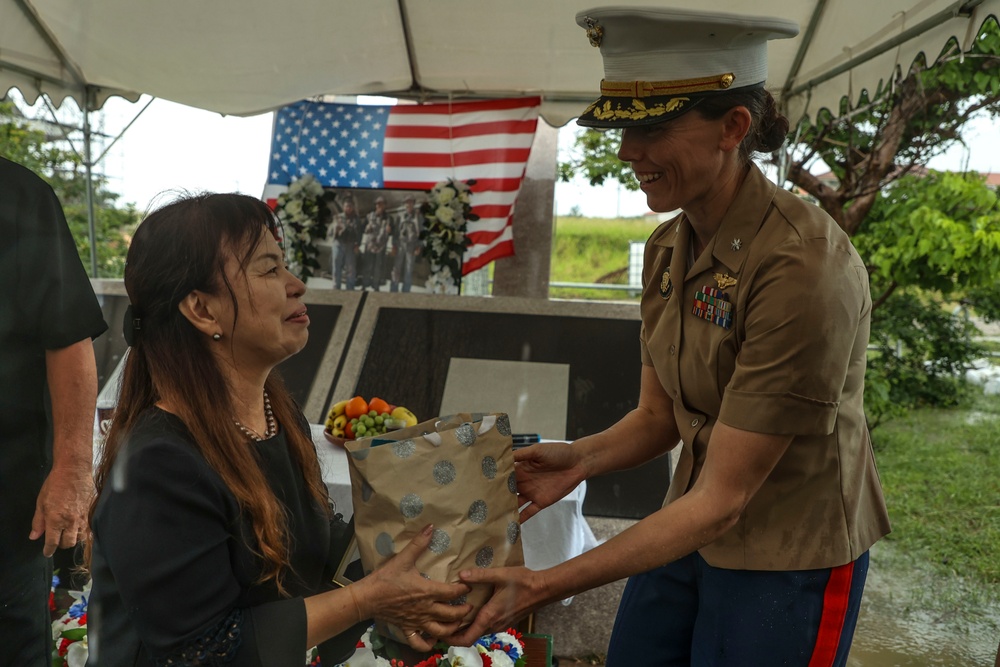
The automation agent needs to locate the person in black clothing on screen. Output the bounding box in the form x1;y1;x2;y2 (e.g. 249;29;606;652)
86;193;469;666
0;157;108;666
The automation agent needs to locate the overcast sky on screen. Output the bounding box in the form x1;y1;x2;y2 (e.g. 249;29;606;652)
39;94;1000;219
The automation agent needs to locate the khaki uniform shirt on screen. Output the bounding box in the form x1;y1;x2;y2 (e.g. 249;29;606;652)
640;164;891;571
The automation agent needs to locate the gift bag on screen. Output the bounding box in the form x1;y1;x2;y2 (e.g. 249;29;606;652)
344;412;524;641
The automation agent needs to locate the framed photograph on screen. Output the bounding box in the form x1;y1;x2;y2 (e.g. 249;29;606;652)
317;187;434;294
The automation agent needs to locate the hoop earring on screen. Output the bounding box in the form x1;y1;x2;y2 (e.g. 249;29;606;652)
212;333;222;341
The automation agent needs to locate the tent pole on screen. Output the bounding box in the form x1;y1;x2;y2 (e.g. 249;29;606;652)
83;88;98;277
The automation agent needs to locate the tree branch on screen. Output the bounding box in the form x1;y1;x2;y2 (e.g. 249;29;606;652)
872;280;900;312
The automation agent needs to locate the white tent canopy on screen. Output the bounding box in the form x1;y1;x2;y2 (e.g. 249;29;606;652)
3;0;999;126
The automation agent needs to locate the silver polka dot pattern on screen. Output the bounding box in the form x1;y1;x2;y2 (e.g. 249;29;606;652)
475;546;494;568
361;480;373;502
481;456;497;480
495;414;512;436
433;461;457;485
375;532;395;557
455;423;476;446
468;499;488;524
507;471;517;494
449;594;468;606
400;493;424;518
429;528;451;554
392;439;416;458
507;521;520;545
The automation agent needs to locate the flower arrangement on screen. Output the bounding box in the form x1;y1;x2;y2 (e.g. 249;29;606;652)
50;576;90;667
326;625;525;667
275;173;332;281
420;179;478;294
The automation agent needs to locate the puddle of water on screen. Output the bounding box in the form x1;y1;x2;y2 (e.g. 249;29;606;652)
847;542;1000;666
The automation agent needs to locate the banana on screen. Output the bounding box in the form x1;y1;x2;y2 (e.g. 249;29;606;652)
326;400;351;430
333;414;347;431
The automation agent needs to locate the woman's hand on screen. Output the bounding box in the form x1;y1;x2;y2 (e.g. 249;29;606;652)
513;442;585;522
354;524;472;651
444;566;547;647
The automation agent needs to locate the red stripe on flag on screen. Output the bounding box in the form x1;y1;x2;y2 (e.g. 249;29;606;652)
382;148;533;168
388;97;542;115
464;240;516;274
385;119;538;139
384;177;525;193
466;229;509;245
382;97;538;273
469;204;514;219
807;562;854;667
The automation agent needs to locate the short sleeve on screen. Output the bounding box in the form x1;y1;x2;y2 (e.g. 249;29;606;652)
719;237;870;435
9;165;107;348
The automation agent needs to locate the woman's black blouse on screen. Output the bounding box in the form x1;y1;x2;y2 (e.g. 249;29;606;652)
88;407;365;666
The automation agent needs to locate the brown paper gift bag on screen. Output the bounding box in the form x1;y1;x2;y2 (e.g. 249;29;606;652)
344;412;524;641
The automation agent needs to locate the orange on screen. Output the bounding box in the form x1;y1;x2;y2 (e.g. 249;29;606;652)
368;397;391;415
344;396;369;420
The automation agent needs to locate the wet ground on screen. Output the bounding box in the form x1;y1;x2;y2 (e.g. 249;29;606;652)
539;522;1000;666
847;541;1000;666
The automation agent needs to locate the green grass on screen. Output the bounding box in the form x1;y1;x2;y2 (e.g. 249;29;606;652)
872;391;1000;585
549;215;660;301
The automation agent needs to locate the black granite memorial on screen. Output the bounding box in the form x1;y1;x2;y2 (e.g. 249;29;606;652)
339;302;672;520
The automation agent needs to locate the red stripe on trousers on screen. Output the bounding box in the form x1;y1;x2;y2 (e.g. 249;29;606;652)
807;562;854;667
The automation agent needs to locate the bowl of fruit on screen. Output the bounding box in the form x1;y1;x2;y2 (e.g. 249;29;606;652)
323;395;418;447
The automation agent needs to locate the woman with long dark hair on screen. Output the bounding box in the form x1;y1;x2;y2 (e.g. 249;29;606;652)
86;193;468;666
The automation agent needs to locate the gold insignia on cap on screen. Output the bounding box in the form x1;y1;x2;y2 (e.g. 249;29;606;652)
582;16;603;47
714;273;738;290
587;97;689;122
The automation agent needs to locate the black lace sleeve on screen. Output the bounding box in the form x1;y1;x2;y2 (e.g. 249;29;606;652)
156;609;242;667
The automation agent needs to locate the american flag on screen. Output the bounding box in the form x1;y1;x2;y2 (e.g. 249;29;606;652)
263;97;541;274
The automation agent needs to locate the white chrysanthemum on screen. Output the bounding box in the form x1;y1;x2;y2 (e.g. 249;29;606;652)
436;205;455;224
487;650;515;667
287;178;305;196
437;186;456;205
493;631;522;657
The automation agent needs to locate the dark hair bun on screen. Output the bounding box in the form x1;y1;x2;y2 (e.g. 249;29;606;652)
753;92;790;153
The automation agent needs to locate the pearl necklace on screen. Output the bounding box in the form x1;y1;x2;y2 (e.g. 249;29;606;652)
234;391;277;441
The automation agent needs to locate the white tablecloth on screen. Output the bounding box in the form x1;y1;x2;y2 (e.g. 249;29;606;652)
310;424;598;571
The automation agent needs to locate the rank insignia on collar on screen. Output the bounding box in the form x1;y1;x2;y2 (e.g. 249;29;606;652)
731;238;742;251
714;273;738;290
660;270;673;301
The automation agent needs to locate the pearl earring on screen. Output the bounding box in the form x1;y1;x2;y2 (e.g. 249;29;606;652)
212;333;222;341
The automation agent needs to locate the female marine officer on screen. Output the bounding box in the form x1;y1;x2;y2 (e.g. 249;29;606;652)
451;8;891;666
